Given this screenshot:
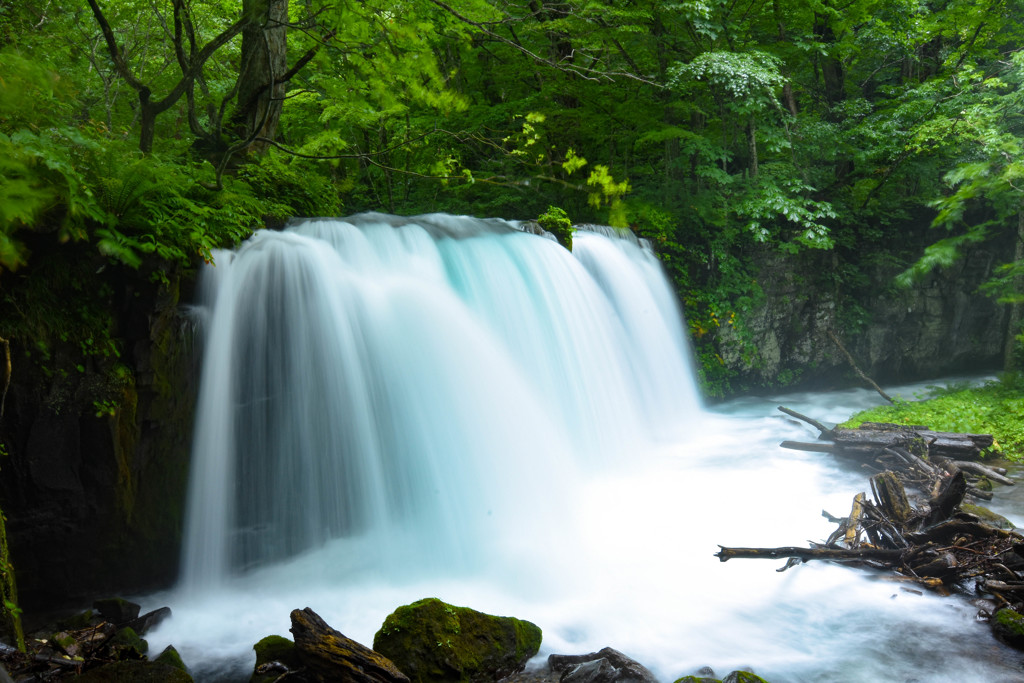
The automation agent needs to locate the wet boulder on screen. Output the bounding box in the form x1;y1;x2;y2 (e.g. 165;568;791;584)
373;597;542;683
548;648;656;683
992;608;1024;649
94;597;141;624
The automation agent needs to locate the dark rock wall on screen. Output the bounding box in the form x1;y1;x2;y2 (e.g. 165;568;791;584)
713;237;1010;393
0;271;198;610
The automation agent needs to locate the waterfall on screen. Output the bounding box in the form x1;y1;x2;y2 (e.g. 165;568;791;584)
158;222;1022;681
181;213;700;588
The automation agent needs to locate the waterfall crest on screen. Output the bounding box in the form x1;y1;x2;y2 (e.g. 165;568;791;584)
181;214;700;588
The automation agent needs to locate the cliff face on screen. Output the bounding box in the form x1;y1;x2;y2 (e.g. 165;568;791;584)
0;267;198;610
712;237;1010;394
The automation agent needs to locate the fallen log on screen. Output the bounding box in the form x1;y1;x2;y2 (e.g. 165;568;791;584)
290;607;410;683
952;460;1014;486
777;408;1009;506
715;545;905;564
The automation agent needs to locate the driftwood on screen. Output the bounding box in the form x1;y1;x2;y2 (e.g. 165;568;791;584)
719;408;1023;617
716;468;1020;590
290;607;410;683
778;406;1004;501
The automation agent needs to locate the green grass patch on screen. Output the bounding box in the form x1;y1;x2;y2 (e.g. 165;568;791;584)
840;376;1024;462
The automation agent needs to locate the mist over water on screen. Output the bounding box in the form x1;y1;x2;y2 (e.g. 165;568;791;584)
147;215;1024;682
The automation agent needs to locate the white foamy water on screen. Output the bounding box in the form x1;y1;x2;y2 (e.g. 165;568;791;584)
144;215;1022;682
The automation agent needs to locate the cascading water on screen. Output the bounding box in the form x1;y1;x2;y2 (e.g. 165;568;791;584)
148;214;1024;682
180;213;699;589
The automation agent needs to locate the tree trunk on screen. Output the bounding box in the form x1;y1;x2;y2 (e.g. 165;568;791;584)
1004;208;1024;371
747;116;758;178
139;100;157;154
235;0;288;151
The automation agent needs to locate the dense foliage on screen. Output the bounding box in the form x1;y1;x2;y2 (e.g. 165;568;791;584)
3;0;1024;393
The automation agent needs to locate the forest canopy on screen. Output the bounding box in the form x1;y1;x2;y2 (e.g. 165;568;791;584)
3;0;1024;391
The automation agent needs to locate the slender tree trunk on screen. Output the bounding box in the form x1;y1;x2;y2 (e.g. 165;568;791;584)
747;116;758;178
1004;208;1024;371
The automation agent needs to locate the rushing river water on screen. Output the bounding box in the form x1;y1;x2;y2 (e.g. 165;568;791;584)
144;215;1024;682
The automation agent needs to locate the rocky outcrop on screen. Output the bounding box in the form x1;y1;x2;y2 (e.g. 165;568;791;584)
373;598;542;683
712;235;1011;394
0;262;200;609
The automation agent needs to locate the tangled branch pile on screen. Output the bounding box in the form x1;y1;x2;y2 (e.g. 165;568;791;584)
717;407;1024;602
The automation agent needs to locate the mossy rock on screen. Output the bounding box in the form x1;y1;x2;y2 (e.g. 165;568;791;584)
674;677;719;683
723;672;769;683
110;626;148;659
993;608;1024;649
154;645;188;672
251;634;301;682
76;660;194;682
373;598;542;683
960;503;1015;530
537;206;574;251
57;609;96;630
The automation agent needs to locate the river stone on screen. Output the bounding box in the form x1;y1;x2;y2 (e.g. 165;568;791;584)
548;647;656;683
373;597;542;683
992;608;1024;649
722;671;769;683
94;598;142;624
674;666;720;683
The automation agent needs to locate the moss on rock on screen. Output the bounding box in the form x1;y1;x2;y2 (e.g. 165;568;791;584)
993;608;1024;649
723;672;769;683
373;598;542;683
154;645;188;672
110;626;148;659
76;660;194;682
960;503;1015;530
250;634;302;682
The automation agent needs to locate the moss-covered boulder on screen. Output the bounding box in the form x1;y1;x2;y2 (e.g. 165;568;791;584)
992;608;1024;649
373;598;542;683
251;634;302;682
154;645;188;672
722;671;769;683
76;660;193;682
109;626;148;659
